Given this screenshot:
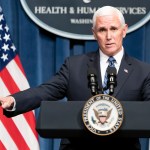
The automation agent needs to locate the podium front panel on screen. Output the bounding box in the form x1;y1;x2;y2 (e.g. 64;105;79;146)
36;101;150;138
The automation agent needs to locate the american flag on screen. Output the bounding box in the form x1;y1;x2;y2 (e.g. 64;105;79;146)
0;7;40;150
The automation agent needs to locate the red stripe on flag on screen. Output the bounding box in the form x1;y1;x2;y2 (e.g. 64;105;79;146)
0;67;20;94
14;55;26;76
0;108;30;149
0;140;6;150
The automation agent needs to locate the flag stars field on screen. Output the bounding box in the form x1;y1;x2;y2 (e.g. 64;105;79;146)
2;43;9;51
1;53;8;62
3;33;10;42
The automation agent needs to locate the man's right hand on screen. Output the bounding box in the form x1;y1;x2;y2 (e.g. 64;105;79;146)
0;96;15;110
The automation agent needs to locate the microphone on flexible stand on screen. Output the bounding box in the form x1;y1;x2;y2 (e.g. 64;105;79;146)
87;68;99;96
107;66;117;95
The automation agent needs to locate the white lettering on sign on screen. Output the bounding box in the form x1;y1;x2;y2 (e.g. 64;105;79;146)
35;7;68;14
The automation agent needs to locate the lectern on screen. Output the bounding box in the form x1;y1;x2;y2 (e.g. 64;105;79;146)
36;101;150;138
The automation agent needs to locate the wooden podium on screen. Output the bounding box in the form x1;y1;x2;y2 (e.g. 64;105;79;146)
36;101;150;138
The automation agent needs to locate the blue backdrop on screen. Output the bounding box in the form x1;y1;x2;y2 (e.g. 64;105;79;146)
0;0;150;150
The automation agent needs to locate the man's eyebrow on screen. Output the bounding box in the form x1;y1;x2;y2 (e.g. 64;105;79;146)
110;25;119;28
98;27;107;30
98;25;120;29
99;27;106;29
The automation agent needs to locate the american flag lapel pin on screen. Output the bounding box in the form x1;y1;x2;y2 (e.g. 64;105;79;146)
124;69;128;73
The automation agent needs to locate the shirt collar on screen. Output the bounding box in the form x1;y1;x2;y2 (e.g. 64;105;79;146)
99;47;124;65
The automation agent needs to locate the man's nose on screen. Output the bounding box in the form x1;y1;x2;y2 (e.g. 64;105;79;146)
106;30;112;40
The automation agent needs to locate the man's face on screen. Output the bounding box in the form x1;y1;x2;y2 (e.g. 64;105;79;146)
92;15;128;56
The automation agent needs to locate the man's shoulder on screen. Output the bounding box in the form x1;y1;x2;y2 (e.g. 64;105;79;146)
128;55;150;68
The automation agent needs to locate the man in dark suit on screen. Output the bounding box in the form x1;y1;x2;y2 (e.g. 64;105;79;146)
0;5;150;150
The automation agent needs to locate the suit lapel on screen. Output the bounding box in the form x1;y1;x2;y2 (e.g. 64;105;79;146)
87;51;134;96
113;53;134;97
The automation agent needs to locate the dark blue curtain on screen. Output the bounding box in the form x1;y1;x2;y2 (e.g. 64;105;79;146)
0;0;150;150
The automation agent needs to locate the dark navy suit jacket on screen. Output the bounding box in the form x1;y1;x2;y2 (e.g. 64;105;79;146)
4;50;150;150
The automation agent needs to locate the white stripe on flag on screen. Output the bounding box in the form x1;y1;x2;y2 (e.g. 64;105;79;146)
6;59;30;90
0;121;18;150
12;116;39;150
0;77;9;96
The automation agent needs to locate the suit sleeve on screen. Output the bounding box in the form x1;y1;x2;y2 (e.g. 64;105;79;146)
4;57;70;117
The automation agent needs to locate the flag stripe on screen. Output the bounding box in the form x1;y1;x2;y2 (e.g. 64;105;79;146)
0;76;38;148
0;109;30;149
12;115;39;149
14;55;26;76
23;111;38;140
0;72;30;147
0;140;6;150
0;121;18;150
0;77;10;96
6;57;30;91
0;67;19;94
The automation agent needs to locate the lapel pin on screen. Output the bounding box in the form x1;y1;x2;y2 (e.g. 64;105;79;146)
124;69;128;73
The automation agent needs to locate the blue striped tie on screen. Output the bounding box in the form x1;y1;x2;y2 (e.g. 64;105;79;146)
103;56;116;94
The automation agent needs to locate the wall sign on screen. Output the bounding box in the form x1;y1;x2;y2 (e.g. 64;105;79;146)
20;0;150;40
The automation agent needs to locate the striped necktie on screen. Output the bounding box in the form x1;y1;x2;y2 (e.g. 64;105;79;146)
103;56;116;94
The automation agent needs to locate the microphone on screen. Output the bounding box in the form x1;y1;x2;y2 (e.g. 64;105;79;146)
87;68;99;96
107;66;117;95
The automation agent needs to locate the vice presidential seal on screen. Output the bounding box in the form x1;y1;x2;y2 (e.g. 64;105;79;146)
82;94;123;136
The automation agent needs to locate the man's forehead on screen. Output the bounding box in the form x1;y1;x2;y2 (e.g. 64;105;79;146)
96;15;121;24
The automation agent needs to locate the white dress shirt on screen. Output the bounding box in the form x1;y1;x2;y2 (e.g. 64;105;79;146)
100;48;124;84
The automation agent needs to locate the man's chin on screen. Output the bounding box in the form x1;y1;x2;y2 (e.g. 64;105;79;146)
104;48;118;56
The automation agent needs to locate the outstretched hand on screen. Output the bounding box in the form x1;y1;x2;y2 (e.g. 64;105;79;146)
0;96;14;110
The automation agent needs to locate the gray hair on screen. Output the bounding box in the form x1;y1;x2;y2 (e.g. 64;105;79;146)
92;6;125;28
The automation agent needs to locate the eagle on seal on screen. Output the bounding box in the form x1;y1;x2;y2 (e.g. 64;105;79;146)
93;108;112;124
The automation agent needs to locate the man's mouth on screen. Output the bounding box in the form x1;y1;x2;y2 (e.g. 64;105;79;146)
106;43;115;47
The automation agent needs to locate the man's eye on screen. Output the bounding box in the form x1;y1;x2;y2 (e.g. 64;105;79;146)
99;29;106;32
111;27;118;31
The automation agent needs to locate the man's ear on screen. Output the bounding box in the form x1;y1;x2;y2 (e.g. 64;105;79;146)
123;24;128;38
